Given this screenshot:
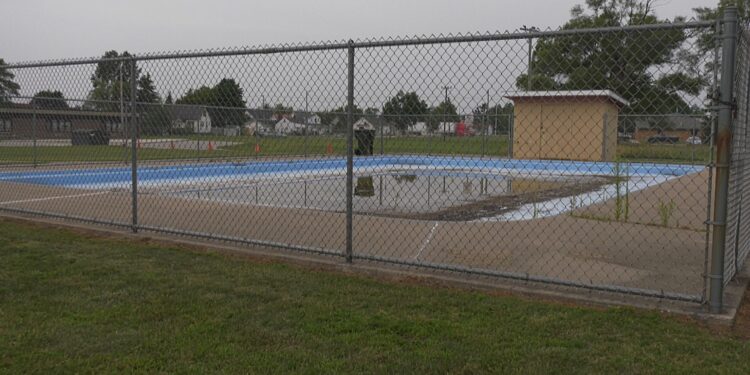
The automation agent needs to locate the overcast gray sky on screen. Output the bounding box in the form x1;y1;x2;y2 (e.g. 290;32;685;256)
1;0;718;63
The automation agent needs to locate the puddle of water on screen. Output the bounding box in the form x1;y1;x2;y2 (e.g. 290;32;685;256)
160;170;606;220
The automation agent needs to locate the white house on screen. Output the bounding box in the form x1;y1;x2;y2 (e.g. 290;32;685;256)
243;119;275;136
437;122;456;135
170;105;212;134
353;116;395;134
307;114;322;125
294;111;322;125
275;118;307;135
306;124;328;135
407;122;428;135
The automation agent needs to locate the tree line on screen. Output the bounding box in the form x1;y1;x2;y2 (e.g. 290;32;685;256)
0;0;746;134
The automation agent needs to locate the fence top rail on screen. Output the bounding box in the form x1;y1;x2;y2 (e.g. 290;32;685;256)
1;20;716;70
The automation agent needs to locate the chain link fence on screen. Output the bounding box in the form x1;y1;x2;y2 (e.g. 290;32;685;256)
726;22;750;289
0;13;745;311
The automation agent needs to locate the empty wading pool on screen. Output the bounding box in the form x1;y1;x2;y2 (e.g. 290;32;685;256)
164;171;612;221
0;155;703;222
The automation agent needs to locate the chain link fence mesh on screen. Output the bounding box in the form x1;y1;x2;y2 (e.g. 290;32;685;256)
726;23;750;285
0;19;739;306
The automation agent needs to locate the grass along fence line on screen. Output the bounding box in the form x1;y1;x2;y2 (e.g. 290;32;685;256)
0;134;711;165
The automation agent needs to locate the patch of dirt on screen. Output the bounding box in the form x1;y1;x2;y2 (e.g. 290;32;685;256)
371;176;614;222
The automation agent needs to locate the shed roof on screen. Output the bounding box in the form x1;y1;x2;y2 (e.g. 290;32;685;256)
505;90;629;107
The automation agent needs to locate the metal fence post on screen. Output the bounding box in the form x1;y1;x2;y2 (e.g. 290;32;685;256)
129;58;139;233
482;90;490;157
345;40;355;263
380;121;384;155
32;103;37;168
709;6;738;314
602;112;609;161
508;113;514;158
120;62;127;165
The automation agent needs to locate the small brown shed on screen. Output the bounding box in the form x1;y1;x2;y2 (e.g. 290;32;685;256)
505;90;628;162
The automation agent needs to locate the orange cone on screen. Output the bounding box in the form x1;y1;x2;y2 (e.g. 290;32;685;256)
326;143;333;154
207;141;214;152
255;143;261;154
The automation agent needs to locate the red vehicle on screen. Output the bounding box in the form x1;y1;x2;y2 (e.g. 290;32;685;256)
455;122;467;137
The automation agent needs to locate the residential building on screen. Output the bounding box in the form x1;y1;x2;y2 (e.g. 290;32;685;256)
627;114;706;142
275;118;306;135
354;116;395;134
0;104;127;139
169;105;212;134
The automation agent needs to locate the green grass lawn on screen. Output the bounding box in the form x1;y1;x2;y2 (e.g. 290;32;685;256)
0;219;748;373
0;135;711;165
618;143;711;164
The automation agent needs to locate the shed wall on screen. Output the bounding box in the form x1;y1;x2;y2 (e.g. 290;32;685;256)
511;98;619;161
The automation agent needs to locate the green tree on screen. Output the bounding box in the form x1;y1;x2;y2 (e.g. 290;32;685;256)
427;100;460;132
87;50;161;110
88;51;136;107
318;104;363;133
176;79;246;127
694;0;748;51
30;90;68;109
472;102;514;134
142;105;173;136
177;86;213;105
137;73;160;104
690;1;750;103
516;0;701;114
165;91;174;105
382;91;428;131
272;103;293;117
0;58;20;104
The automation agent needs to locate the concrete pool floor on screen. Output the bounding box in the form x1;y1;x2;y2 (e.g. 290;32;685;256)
0;168;711;299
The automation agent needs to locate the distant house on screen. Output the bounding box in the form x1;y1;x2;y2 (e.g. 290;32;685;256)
245;108;273;122
407;122;428;135
436;122;456;135
271;109;294;121
275;118;307;135
0;104;127;139
243;119;275;136
170;105;211;134
293;111;322;125
629;114;706;142
308;114;322;125
306;123;328;135
354;116;395;134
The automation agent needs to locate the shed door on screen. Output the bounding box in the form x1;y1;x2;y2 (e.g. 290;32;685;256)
516;103;542;159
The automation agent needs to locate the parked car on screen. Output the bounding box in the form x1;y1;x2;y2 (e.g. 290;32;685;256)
647;134;679;144
686;136;702;145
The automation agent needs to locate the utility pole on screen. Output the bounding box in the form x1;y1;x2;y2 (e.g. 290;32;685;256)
442;85;450;141
120;62;127;164
520;25;539;91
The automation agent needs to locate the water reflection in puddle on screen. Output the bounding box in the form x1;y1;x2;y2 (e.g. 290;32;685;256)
164;170;598;219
